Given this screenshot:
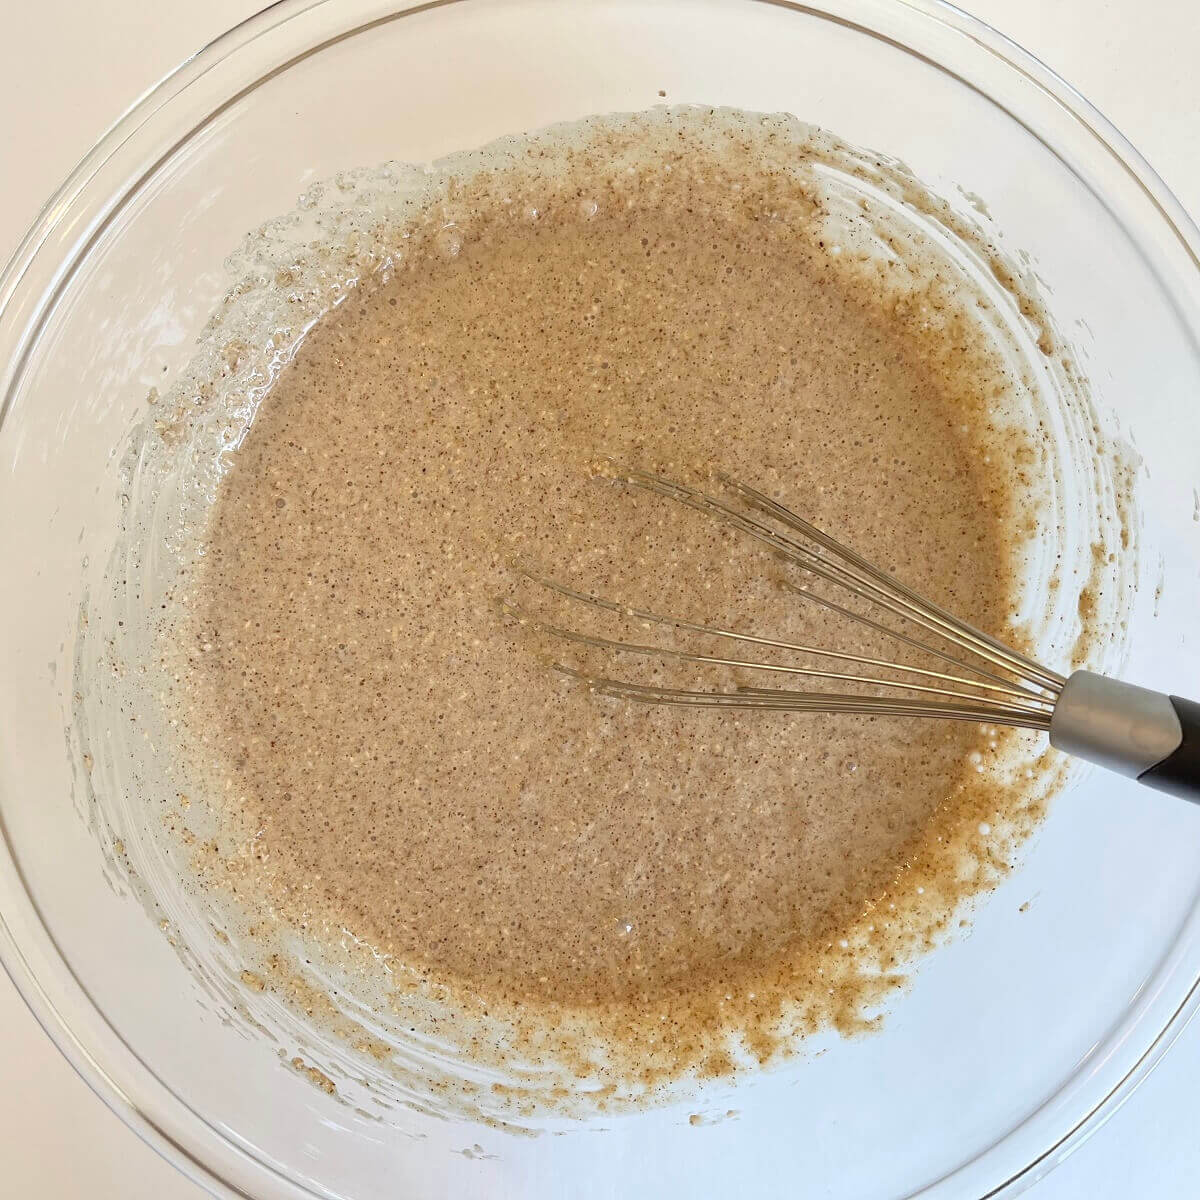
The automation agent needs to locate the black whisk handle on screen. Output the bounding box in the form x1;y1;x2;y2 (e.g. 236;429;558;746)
1138;696;1200;801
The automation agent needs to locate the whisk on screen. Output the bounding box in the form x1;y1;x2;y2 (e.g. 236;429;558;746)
503;467;1199;802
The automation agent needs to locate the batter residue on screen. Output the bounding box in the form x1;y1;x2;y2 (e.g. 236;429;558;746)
166;109;1054;1099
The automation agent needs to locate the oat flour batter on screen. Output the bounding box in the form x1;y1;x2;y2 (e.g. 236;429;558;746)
170;110;1040;1087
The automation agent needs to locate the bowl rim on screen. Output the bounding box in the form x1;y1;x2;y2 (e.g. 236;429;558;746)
1;1;1199;1197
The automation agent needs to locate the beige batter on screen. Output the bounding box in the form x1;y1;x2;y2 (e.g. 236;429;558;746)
172;113;1032;1079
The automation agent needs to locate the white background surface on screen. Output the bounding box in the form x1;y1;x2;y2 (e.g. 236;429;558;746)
2;1;1198;1195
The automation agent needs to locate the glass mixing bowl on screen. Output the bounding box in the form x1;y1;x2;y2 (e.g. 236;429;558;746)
2;1;1199;1196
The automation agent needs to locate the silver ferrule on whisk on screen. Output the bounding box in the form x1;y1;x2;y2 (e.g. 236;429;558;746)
1049;670;1183;777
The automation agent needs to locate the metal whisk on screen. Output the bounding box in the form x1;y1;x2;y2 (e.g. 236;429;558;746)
503;467;1199;801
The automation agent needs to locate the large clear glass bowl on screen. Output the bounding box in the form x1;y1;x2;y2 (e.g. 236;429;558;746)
2;1;1199;1197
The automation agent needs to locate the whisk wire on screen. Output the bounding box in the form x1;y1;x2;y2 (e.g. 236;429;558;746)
777;579;1043;699
554;667;1053;731
502;601;1053;712
510;568;1050;707
716;473;1066;691
624;468;1063;695
506;467;1066;731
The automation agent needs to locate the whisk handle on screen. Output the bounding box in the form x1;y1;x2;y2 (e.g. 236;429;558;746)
1050;671;1200;802
1139;696;1200;800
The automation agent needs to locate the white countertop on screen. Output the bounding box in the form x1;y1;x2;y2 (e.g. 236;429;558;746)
3;1;1197;1194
